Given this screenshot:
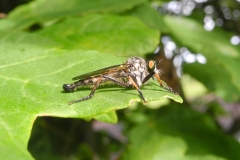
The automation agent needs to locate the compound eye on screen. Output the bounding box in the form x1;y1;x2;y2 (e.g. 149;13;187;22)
147;60;156;72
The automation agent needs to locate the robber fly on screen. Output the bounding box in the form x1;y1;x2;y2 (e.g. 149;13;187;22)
63;57;176;105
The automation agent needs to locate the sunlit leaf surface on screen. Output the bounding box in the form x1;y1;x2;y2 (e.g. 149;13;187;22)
0;31;182;159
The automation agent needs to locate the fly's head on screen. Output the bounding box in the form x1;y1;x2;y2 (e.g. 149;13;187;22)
147;60;157;73
147;59;163;75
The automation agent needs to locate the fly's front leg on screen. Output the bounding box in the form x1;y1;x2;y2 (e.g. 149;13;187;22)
128;76;147;104
154;73;163;86
142;72;155;84
154;73;176;94
143;72;165;89
69;76;103;105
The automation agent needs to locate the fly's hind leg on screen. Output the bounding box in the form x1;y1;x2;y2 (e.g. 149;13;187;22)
69;76;103;105
68;75;129;105
102;75;130;88
154;73;178;94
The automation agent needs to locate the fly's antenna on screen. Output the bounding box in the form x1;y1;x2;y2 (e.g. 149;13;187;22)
156;59;164;75
156;58;164;64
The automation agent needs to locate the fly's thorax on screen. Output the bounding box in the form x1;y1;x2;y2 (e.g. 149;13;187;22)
126;57;149;86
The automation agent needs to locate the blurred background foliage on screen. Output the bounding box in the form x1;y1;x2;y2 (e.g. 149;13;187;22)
1;0;240;159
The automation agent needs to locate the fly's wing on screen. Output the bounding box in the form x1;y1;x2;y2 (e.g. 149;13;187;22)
72;64;124;80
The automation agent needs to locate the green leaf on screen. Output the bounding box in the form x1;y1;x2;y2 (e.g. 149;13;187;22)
0;31;182;159
129;2;167;31
0;0;146;31
92;111;118;123
164;16;240;101
123;104;240;160
36;14;160;56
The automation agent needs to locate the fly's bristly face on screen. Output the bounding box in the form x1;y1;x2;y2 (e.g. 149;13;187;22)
63;56;176;105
